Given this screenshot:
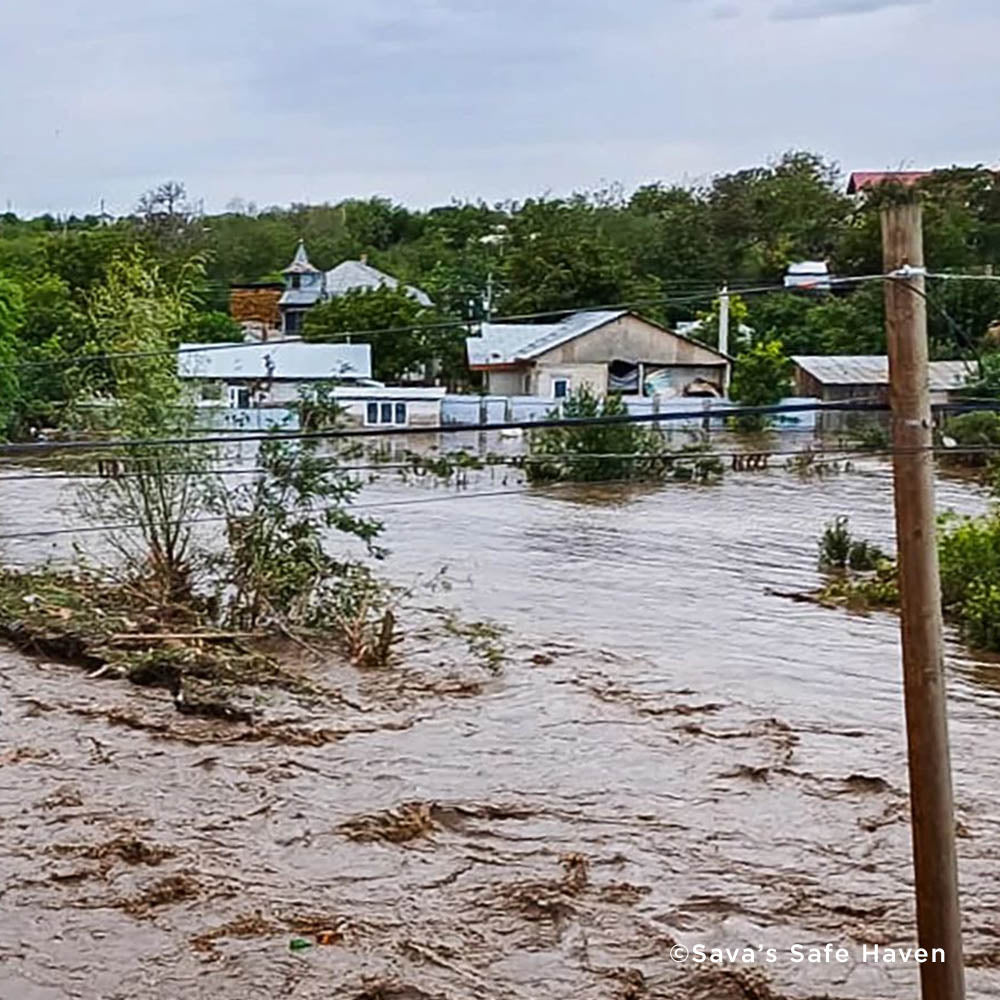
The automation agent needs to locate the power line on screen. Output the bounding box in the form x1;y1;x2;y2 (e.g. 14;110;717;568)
2;285;791;375
0;399;889;456
9;396;1000;458
10;273;883;378
4;441;1000;542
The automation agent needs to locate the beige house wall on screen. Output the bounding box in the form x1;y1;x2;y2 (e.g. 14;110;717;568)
485;371;528;396
536;314;725;367
531;362;608;397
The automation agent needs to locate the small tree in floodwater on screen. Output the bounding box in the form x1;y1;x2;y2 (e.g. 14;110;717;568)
526;386;664;483
206;384;394;662
526;386;722;484
728;339;792;432
79;248;212;613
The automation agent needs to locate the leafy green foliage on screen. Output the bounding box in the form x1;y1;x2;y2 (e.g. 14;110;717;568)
526;387;660;483
3;153;1000;439
85;247;200;433
938;511;1000;650
0;276;24;437
206;383;385;634
495;197;662;316
745;285;886;357
938;410;1000;468
728;339;793;431
302;285;446;383
816;507;1000;652
818;516;889;572
818;516;852;569
522;386;722;484
187;310;243;343
78;249;214;612
694;292;749;351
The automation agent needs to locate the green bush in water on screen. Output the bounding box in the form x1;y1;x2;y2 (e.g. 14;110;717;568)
939;410;1000;468
819;516;888;571
526;386;665;484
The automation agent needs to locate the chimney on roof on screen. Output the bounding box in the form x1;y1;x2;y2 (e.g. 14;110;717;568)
360;253;368;265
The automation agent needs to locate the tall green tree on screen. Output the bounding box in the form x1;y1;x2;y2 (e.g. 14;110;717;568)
729;339;793;431
0;276;24;437
301;285;445;383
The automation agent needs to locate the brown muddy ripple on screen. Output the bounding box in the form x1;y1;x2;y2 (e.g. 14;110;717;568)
2;457;1000;999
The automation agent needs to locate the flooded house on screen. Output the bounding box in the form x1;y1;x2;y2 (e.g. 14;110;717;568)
177;341;444;430
466;310;731;399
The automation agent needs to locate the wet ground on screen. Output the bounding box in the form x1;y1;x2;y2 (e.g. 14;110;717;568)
2;453;999;999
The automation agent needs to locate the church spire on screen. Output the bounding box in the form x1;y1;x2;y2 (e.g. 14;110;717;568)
282;239;319;274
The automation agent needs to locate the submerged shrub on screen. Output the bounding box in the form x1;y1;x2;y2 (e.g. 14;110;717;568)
526;386;722;484
962;579;1000;651
526;386;665;484
818;516;852;569
819;516;886;571
939;410;1000;468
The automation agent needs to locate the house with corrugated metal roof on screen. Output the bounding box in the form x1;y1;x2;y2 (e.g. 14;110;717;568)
792;354;974;429
466;310;730;399
279;241;432;336
177;340;445;429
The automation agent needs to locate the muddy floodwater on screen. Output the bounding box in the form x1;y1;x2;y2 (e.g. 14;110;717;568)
2;455;1000;1000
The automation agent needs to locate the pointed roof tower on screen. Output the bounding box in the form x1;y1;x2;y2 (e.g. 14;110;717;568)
282;239;320;275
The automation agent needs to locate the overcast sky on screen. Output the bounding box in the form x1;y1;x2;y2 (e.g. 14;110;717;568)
2;0;997;217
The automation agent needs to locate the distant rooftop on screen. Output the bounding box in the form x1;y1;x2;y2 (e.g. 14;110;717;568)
846;171;932;195
178;341;372;381
324;259;433;306
467;310;729;368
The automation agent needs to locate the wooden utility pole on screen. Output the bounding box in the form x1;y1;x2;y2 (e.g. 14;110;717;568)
882;201;965;1000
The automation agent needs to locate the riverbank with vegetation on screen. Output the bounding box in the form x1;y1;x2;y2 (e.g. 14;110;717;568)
812;504;1000;653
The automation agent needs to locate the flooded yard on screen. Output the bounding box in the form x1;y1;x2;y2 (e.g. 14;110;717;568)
2;455;999;999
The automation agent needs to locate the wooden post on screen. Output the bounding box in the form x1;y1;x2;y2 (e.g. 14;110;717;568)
882;202;965;1000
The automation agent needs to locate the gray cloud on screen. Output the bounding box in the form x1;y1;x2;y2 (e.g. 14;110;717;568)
771;0;927;21
0;0;996;216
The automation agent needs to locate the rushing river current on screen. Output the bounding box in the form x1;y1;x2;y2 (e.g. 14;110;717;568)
1;449;998;1000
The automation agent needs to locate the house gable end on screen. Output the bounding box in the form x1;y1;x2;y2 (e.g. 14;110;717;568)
531;313;728;367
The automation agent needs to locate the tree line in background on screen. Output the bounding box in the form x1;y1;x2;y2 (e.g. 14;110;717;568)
2;151;1000;436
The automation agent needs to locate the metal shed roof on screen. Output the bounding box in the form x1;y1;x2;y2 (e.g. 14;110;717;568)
792;355;973;390
178;342;372;381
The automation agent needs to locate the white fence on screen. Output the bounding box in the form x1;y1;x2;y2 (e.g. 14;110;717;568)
442;395;819;431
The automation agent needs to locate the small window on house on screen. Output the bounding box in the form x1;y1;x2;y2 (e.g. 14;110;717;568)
365;400;409;426
228;385;250;409
552;378;570;399
523;374;531;394
291;273;301;290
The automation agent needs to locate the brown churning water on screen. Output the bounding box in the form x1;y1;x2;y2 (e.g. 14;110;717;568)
1;459;999;999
